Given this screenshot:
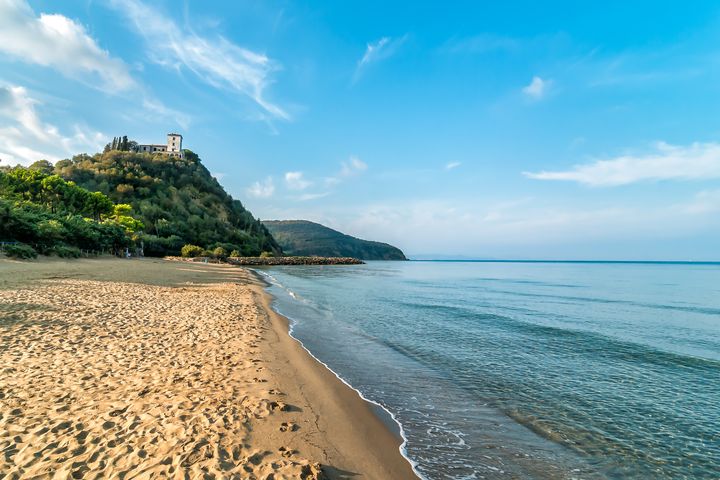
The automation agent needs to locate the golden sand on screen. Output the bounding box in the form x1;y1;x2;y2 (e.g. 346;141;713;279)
0;258;416;479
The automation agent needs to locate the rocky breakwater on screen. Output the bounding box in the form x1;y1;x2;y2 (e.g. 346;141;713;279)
227;256;365;266
164;256;364;266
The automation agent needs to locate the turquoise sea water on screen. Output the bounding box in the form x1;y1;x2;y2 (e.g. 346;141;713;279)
257;261;720;479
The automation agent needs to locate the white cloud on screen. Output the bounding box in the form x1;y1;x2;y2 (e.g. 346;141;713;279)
0;0;135;92
522;76;551;99
0;1;183;127
445;161;461;170
683;189;720;215
252;188;720;259
525;141;720;186
354;35;408;81
322;156;369;187
336;190;720;258
246;177;275;198
112;0;288;120
0;85;104;165
359;37;391;67
297;192;331;201
141;98;191;130
284;171;312;190
340;156;368;177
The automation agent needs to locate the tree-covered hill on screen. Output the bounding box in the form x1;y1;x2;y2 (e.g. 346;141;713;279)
52;150;280;257
263;220;407;260
0;166;142;258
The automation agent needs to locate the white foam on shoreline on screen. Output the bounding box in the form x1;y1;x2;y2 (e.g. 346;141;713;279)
252;269;427;480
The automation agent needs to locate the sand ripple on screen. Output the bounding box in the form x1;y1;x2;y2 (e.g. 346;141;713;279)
0;280;323;479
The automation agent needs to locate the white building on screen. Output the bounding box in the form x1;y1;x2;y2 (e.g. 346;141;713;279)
135;133;184;158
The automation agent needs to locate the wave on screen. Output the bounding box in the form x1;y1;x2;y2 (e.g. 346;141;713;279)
255;264;720;479
483;288;720;316
391;300;720;370
253;269;427;480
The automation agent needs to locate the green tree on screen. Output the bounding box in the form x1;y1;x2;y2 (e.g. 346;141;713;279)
37;219;65;247
40;175;67;213
181;244;204;257
105;203;144;234
85;191;114;221
28;160;54;174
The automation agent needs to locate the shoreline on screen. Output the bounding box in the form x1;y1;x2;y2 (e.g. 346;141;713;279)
247;269;419;479
0;257;417;479
249;269;422;479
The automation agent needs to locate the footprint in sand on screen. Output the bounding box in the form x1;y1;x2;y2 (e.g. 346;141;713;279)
279;422;299;432
278;446;297;458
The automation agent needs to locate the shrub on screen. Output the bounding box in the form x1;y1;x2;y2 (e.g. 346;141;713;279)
141;234;185;257
259;251;274;258
212;246;227;259
230;249;240;257
4;243;38;259
50;245;82;258
181;244;204;258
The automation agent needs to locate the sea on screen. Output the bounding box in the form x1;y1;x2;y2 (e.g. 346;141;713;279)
254;261;720;479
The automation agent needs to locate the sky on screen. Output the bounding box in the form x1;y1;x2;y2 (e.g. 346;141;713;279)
1;0;720;260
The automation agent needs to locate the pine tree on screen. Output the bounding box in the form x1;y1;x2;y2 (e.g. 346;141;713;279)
122;136;128;151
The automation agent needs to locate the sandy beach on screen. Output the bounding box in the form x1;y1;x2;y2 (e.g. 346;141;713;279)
0;257;417;479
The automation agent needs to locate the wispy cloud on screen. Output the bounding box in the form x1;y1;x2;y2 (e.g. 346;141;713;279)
445;161;461;170
111;0;288;120
683;189;720;215
525;142;720;186
0;0;193;128
141;98;191;130
354;35;408;82
324;155;369;187
586;49;704;88
340;156;368;177
297;192;331;201
284;171;312;190
0;84;104;165
339;188;720;258
246;176;275;198
0;0;135;92
522;76;551;99
359;37;391;67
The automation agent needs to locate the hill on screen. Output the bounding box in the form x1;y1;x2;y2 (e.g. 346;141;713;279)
51;150;280;257
263;220;406;260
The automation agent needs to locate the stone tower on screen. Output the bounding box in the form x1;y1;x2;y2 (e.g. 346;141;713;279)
167;133;183;156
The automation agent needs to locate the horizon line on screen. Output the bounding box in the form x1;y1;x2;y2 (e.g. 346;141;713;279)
405;258;720;265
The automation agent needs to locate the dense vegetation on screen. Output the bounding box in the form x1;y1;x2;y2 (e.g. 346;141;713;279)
263;220;407;260
0;165;143;258
52;149;280;257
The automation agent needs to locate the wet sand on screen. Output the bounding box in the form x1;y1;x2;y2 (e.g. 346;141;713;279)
0;257;417;479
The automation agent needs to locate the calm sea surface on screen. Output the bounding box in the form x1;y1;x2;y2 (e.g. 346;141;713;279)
256;261;720;479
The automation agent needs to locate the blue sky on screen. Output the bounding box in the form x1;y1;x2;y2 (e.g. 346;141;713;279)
2;0;720;259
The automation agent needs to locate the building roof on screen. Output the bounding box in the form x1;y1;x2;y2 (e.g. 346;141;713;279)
167;132;183;137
